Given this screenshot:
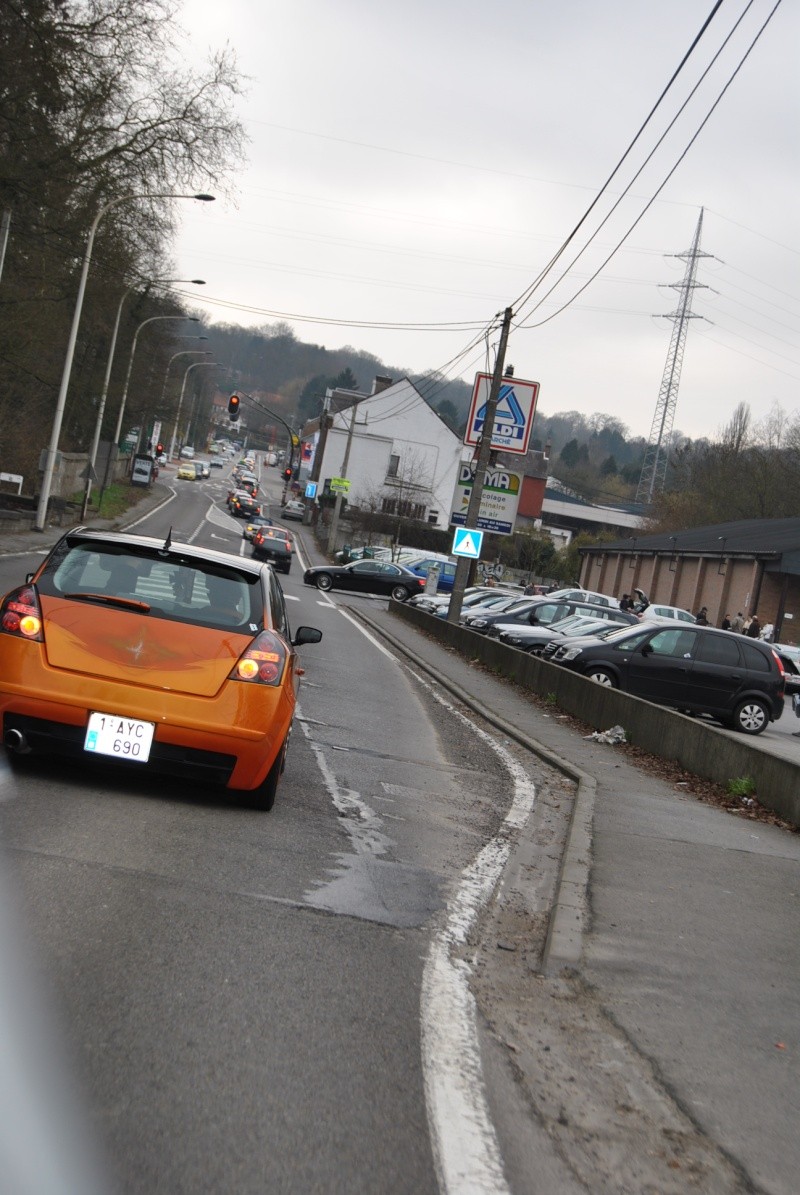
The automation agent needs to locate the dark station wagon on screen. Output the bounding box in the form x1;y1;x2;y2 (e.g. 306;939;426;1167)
551;622;785;735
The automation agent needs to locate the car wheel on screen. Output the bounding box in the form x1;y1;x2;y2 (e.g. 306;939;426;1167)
316;574;333;591
526;645;545;656
390;585;410;602
586;667;617;687
241;738;287;811
282;564;291;575
732;697;769;735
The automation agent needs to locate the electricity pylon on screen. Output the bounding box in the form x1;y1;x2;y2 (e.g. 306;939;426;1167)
636;209;711;506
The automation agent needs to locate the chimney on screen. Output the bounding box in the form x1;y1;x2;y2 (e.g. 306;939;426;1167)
371;375;393;395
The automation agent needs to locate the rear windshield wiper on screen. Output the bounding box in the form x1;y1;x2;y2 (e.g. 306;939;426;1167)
64;592;151;613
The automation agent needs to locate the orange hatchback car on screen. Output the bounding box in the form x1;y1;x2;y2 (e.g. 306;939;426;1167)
0;529;322;810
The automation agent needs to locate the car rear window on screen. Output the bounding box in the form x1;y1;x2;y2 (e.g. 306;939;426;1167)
39;542;264;632
739;641;772;672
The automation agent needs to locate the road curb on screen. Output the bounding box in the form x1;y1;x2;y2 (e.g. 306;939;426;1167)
351;608;596;976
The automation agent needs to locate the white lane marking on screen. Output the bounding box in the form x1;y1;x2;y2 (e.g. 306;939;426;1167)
410;671;535;1195
124;487;177;530
323;615;536;1192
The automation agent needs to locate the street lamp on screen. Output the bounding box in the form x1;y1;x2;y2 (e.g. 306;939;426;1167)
112;314;202;446
35;190;214;530
169;361;221;459
80;279;206;519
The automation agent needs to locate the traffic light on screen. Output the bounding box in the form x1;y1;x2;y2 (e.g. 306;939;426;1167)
283;465;292;481
228;393;241;421
156;442;164;456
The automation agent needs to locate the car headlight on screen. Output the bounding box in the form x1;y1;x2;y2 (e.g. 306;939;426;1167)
560;646;583;660
470;619;487;628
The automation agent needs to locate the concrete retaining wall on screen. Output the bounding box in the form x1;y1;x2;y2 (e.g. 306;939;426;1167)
392;603;800;827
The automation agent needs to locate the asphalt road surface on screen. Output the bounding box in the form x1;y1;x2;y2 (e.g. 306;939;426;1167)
0;475;519;1194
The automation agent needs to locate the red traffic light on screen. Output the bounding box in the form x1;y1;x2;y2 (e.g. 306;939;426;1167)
228;393;241;421
283;466;292;480
156;442;164;455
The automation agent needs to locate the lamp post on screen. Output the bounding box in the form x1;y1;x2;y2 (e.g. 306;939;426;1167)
80;279;206;519
169;362;220;459
112;314;201;447
35;191;214;530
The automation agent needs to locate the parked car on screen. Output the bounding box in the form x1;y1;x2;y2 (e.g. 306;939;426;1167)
409;585;516;613
303;560;426;602
640;603;697;625
282;500;305;521
545;588;618;608
495;610;639;654
403;557;458;592
0;529;322;809
465;596;625;635
774;645;800;696
550;622;785;734
252;526;293;574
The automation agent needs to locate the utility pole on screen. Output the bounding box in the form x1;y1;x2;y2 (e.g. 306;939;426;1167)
447;306;513;625
326;400;359;553
304;391;332;525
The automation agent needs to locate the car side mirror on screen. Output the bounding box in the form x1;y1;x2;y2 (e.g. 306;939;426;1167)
293;626;322;646
640;643;652;657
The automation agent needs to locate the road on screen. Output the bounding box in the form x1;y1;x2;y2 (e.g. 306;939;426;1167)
0;466;523;1194
0;461;797;1195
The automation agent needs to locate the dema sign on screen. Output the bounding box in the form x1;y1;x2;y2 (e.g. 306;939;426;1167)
464;372;540;456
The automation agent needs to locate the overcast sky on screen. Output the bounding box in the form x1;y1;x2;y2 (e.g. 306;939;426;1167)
171;0;799;443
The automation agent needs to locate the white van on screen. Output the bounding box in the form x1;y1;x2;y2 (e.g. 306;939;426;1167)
179;446;195;460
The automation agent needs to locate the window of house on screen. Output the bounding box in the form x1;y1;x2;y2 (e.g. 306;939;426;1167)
386;454;400;478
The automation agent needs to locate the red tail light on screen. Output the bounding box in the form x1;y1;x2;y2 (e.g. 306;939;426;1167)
230;630;287;686
0;585;44;641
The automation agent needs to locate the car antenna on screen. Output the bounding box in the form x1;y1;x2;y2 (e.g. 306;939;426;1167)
159;527;172;557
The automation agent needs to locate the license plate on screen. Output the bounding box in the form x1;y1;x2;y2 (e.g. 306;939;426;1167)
84;712;155;763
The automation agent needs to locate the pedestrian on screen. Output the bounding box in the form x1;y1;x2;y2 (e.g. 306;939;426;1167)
619;593;634;612
746;615;761;638
695;606;709;625
730;611;745;633
720;613;731;630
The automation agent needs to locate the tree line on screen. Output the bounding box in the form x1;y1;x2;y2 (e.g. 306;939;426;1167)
0;0;244;487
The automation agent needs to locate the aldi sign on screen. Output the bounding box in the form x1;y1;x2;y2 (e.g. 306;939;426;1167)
464;372;540;455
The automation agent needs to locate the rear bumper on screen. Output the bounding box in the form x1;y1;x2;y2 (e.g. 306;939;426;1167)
4;712;236;786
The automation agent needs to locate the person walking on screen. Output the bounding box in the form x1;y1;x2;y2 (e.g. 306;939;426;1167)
720;613;731;630
730;612;745;633
619;593;634;612
695;606;709;625
746;614;761;639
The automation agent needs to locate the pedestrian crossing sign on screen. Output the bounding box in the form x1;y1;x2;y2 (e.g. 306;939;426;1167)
452;527;483;558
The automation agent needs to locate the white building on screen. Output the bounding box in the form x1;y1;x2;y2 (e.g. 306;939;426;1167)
301;376;465;530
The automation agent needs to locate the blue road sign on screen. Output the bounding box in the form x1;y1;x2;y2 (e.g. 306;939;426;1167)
305;481;318;499
452;527;484;558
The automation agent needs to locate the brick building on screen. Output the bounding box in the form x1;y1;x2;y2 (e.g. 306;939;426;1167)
578;517;800;643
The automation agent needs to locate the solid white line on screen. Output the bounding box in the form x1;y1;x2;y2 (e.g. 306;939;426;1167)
412;673;536;1195
325;615;536;1192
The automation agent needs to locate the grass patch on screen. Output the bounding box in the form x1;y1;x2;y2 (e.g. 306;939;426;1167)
71;483;141;520
727;776;756;798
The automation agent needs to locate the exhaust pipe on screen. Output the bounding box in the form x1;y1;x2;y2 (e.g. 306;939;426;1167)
4;728;31;755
